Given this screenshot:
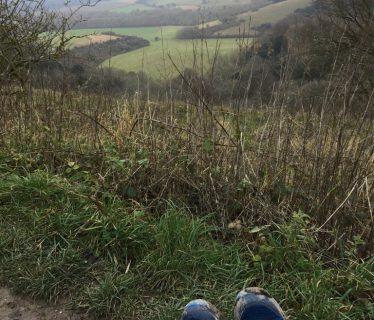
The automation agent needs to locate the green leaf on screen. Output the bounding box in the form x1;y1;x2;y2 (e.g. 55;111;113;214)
249;225;269;233
202;139;214;154
137;158;149;166
126;186;137;198
252;254;262;262
353;236;365;246
259;245;273;253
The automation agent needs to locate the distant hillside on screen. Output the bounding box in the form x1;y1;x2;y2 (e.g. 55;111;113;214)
44;0;114;10
44;0;82;9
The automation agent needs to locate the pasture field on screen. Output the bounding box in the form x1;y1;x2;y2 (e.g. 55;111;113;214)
68;26;180;43
68;0;310;77
197;19;222;29
102;35;239;78
69;27;240;78
220;0;312;35
71;34;121;47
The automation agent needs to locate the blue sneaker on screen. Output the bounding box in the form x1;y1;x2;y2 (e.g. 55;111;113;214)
234;288;285;320
181;299;220;320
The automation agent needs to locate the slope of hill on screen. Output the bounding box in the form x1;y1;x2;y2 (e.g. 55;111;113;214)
220;0;313;36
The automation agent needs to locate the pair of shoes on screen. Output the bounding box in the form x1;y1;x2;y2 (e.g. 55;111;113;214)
181;287;285;320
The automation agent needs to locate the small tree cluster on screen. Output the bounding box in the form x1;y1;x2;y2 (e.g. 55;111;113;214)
317;0;374;55
0;0;98;87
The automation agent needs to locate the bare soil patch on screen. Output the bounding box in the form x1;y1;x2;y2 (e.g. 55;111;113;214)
0;288;89;320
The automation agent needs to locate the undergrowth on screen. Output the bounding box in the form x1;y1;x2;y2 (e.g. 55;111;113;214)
1;13;373;318
0;164;372;319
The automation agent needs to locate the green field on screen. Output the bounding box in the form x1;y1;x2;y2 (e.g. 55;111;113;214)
68;0;311;78
70;27;240;78
103;32;239;78
68;26;178;42
221;0;312;35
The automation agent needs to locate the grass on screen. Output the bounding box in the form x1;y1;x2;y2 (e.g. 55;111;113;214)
71;34;121;47
102;36;239;78
69;27;240;78
220;0;313;35
68;26;179;43
0;164;372;319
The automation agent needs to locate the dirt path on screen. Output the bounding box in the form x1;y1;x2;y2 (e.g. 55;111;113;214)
0;288;88;320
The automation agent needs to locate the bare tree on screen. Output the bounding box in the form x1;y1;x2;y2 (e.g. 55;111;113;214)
317;0;374;55
314;0;374;96
0;0;99;87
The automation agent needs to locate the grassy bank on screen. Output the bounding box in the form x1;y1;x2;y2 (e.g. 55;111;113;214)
0;83;373;318
0;164;372;319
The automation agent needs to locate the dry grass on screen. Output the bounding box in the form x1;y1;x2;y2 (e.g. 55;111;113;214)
1;77;372;256
0;30;373;256
71;34;121;47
